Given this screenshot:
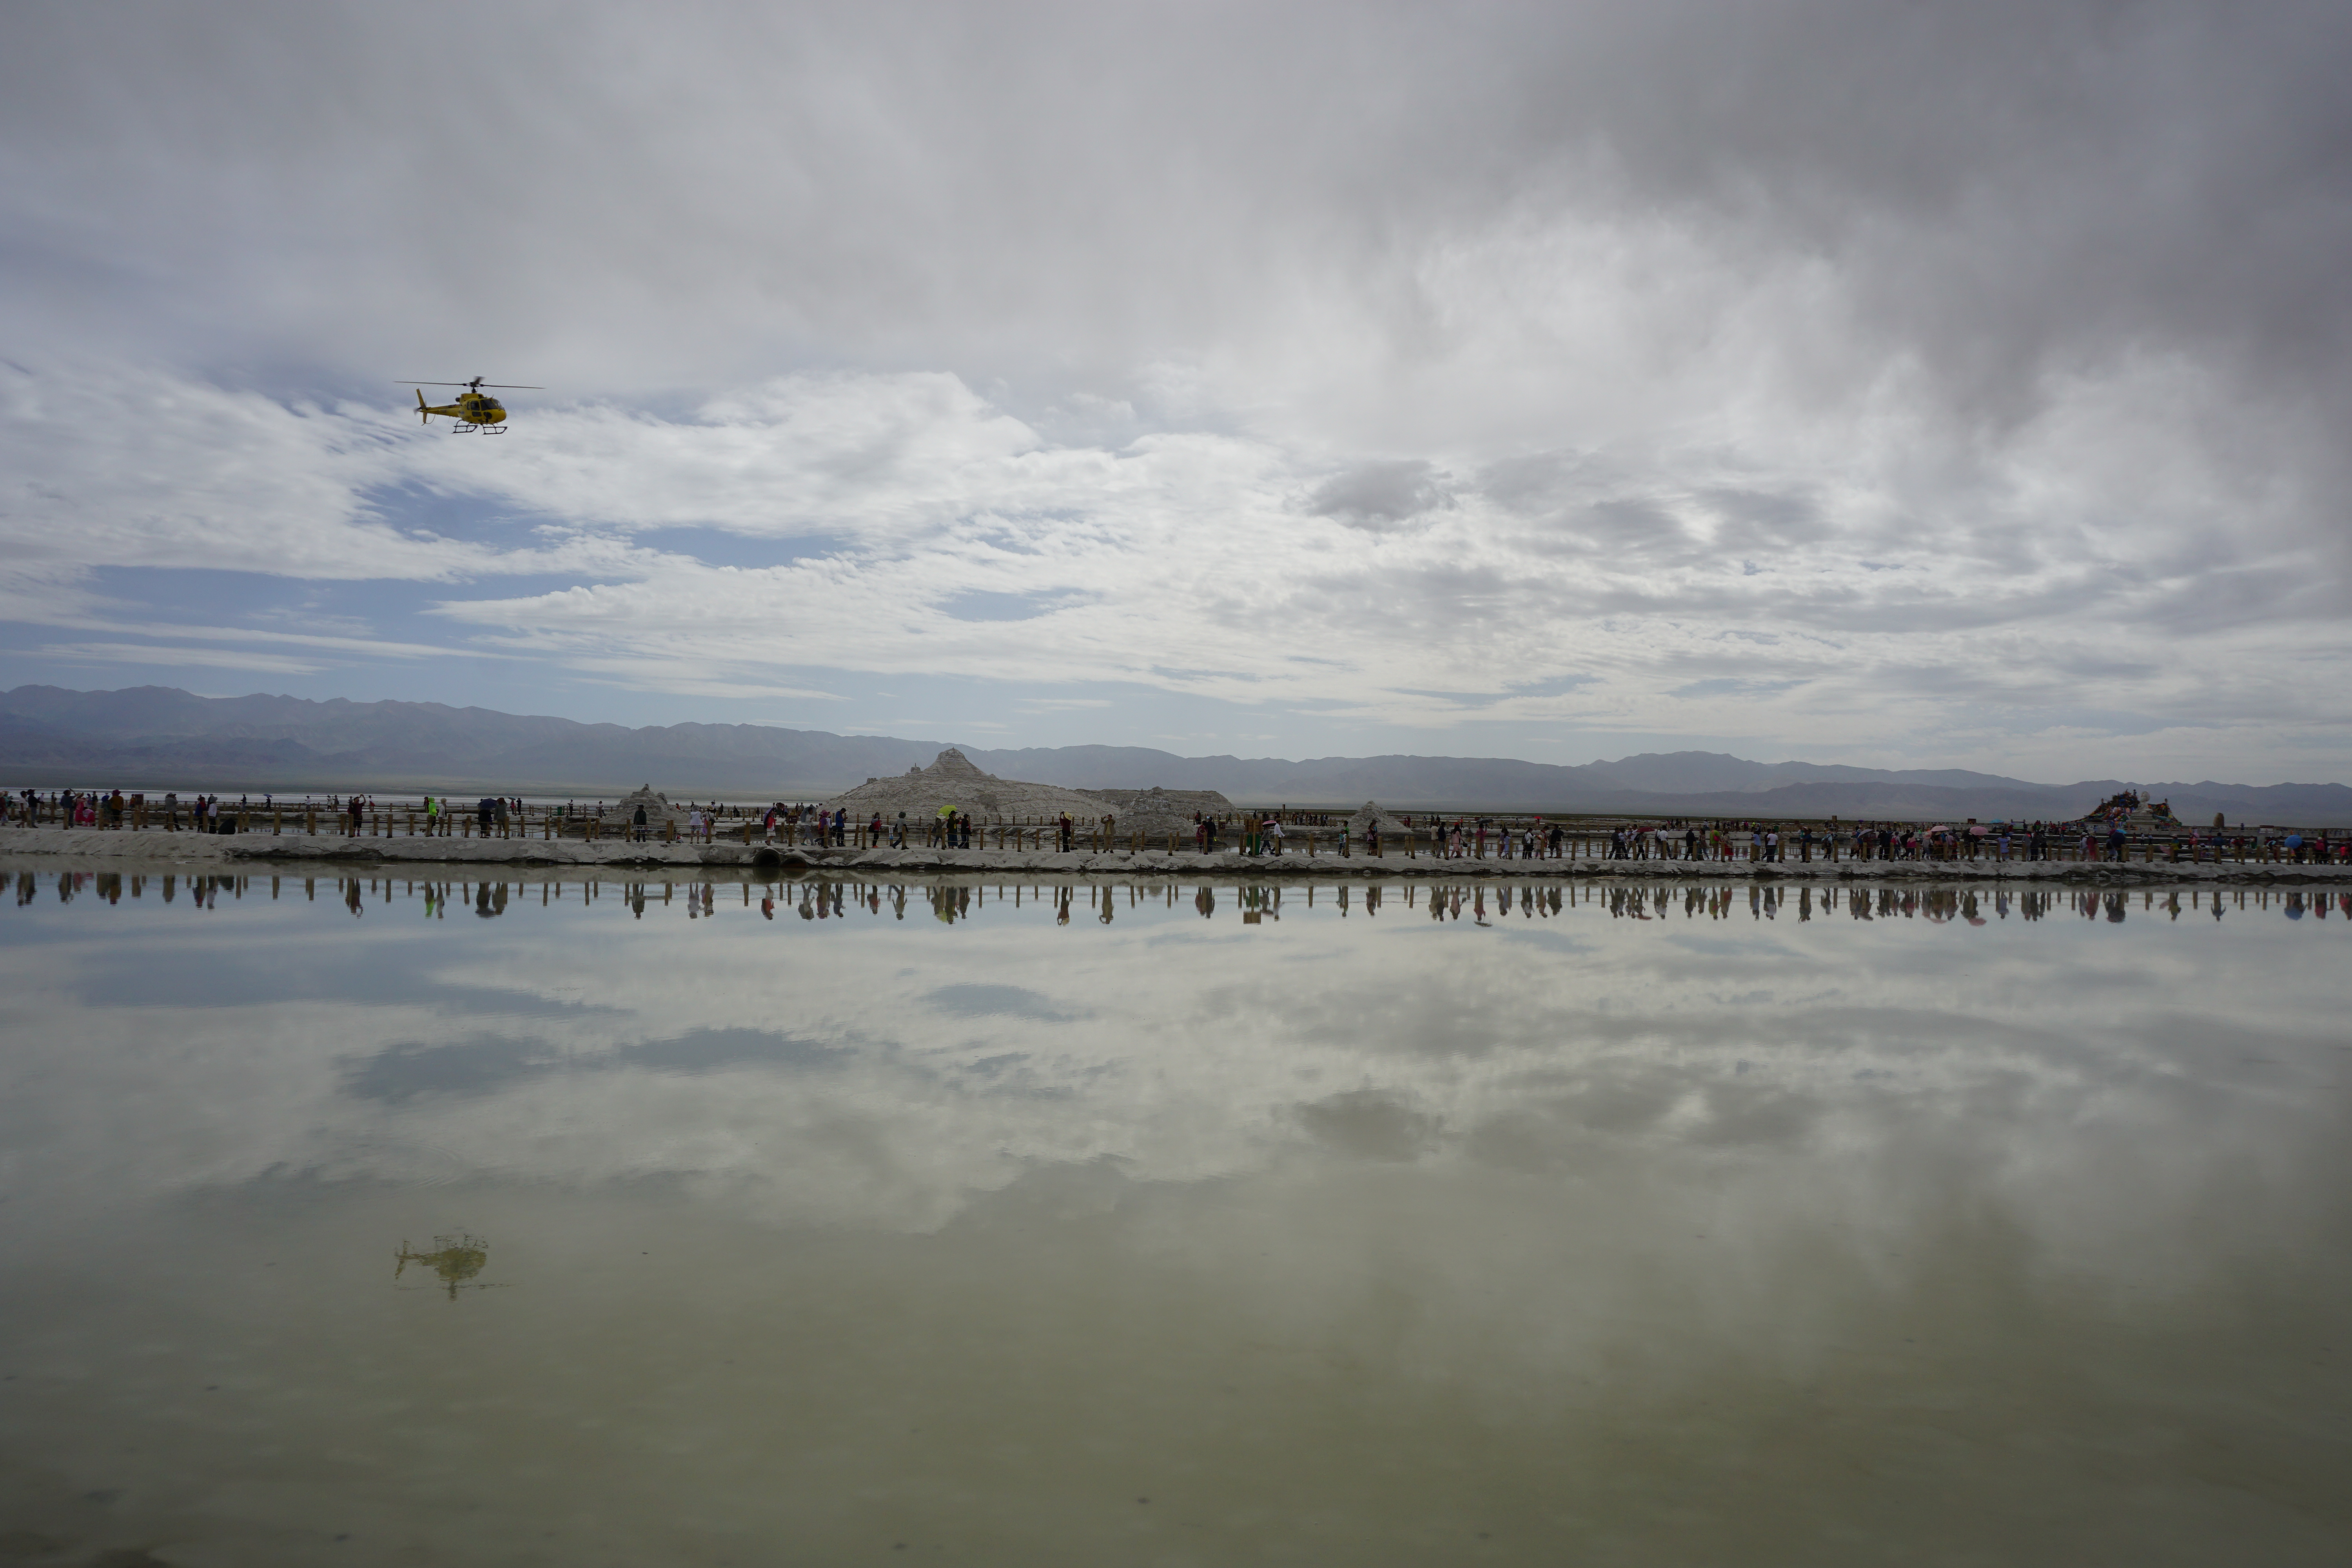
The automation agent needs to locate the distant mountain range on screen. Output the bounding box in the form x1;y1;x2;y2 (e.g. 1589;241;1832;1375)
4;684;2347;825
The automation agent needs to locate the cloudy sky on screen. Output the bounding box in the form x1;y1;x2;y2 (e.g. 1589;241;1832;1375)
2;2;2347;780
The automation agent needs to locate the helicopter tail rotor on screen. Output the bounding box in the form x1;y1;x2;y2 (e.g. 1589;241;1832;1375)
416;388;429;425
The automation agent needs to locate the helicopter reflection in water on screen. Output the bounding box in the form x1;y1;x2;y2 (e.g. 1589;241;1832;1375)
394;1234;501;1301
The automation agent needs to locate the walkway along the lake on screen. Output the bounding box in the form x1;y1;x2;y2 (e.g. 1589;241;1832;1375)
3;826;2348;885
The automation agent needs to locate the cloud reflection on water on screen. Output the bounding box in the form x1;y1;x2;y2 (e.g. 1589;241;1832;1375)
1;869;2344;1272
2;869;2349;1559
342;1025;850;1103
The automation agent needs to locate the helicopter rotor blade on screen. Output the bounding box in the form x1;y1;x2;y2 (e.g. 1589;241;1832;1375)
392;381;543;388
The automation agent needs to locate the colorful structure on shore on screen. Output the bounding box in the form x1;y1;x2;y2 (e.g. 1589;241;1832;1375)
2088;787;2178;829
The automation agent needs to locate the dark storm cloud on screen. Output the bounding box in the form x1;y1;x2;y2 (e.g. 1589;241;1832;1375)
3;1;2345;426
1307;459;1454;530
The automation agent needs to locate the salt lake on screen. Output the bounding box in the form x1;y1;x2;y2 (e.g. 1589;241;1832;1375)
1;865;2347;1565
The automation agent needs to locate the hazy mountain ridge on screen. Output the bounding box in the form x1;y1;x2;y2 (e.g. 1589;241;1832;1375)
4;686;2347;823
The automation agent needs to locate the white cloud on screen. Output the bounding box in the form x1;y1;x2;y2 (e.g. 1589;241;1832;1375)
2;347;2341;776
37;641;330;676
387;360;2343;775
0;6;2347;778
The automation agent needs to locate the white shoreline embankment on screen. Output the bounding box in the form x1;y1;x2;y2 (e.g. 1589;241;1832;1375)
3;828;2347;884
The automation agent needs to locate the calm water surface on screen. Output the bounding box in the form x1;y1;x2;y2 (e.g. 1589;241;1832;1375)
2;867;2348;1566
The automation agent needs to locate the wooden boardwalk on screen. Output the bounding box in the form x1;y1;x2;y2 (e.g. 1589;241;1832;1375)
4;827;2348;885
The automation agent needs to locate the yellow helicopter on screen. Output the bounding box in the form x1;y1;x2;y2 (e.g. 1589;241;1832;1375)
396;376;541;434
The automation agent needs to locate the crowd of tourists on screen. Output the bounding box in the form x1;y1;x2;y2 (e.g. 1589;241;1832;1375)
7;787;290;833
1355;817;2347;866
8;786;2348;867
751;804;1004;849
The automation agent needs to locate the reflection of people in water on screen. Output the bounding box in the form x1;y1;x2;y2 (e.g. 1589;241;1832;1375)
345;880;364;917
1194;886;1215;919
395;1234;491;1301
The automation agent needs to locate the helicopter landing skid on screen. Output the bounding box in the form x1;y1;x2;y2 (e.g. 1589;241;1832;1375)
450;423;508;434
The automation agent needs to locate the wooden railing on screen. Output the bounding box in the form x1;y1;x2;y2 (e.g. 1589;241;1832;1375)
3;797;2336;866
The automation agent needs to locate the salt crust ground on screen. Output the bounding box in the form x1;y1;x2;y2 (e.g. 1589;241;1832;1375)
3;828;2345;884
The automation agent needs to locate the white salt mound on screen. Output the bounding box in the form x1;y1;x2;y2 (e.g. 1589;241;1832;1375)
818;750;1234;838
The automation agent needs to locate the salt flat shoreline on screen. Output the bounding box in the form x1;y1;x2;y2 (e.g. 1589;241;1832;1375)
3;827;2346;884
